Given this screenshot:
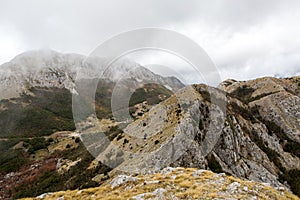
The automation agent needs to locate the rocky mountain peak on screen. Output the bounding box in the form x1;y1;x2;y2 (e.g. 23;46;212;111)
0;50;184;99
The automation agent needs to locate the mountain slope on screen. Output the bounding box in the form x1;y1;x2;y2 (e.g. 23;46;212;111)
0;82;176;199
0;50;183;199
95;76;300;196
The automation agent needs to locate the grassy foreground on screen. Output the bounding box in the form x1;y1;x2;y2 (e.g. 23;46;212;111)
21;167;299;200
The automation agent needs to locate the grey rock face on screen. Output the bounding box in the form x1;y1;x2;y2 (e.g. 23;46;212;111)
106;77;299;193
179;77;299;190
110;175;138;189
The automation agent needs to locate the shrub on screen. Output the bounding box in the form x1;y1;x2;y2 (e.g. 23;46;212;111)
207;155;223;173
47;138;54;143
26;137;50;154
129;83;173;106
0;149;29;173
75;137;81;143
230;85;254;103
278;169;300;196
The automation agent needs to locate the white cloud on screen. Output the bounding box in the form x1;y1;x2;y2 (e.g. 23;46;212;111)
0;0;299;84
0;24;27;64
174;2;300;81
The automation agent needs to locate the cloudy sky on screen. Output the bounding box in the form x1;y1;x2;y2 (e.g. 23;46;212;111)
0;0;300;84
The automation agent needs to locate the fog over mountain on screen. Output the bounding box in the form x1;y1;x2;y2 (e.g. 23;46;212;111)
0;50;184;99
0;0;300;82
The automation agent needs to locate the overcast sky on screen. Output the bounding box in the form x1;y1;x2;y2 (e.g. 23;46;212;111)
0;0;300;83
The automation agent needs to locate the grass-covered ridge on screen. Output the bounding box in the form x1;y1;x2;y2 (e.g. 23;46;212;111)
21;167;299;200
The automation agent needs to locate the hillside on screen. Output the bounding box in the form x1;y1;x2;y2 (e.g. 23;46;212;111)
0;83;175;199
0;50;182;199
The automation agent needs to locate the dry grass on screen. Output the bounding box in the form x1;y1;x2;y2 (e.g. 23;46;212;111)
21;168;299;200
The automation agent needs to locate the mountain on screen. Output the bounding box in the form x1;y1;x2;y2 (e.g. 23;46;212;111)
22;167;299;200
0;50;299;199
0;49;183;99
0;50;183;199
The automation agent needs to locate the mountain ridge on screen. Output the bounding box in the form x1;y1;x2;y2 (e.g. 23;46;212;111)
0;50;299;199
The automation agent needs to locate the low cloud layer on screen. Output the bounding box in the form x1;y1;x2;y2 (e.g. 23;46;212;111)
0;0;299;84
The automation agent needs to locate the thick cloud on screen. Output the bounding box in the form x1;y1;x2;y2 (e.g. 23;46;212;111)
0;0;299;84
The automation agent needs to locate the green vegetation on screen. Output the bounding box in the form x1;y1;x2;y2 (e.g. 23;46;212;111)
247;91;279;102
129;83;173;106
0;148;28;173
192;84;211;103
25;137;50;154
230;85;255;103
207;155;223;173
0;139;28;173
14;142;111;199
244;103;300;196
0;87;75;138
0;138;21;151
14;170;63;199
105;126;123;141
0;82;173;139
248;126;300;196
94;79;115;119
0;137;53;174
249;129;283;169
230;102;257;122
230;85;279;103
264;120;300;158
251;108;300;158
284;141;300;158
279;169;300;196
0;82;174;199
